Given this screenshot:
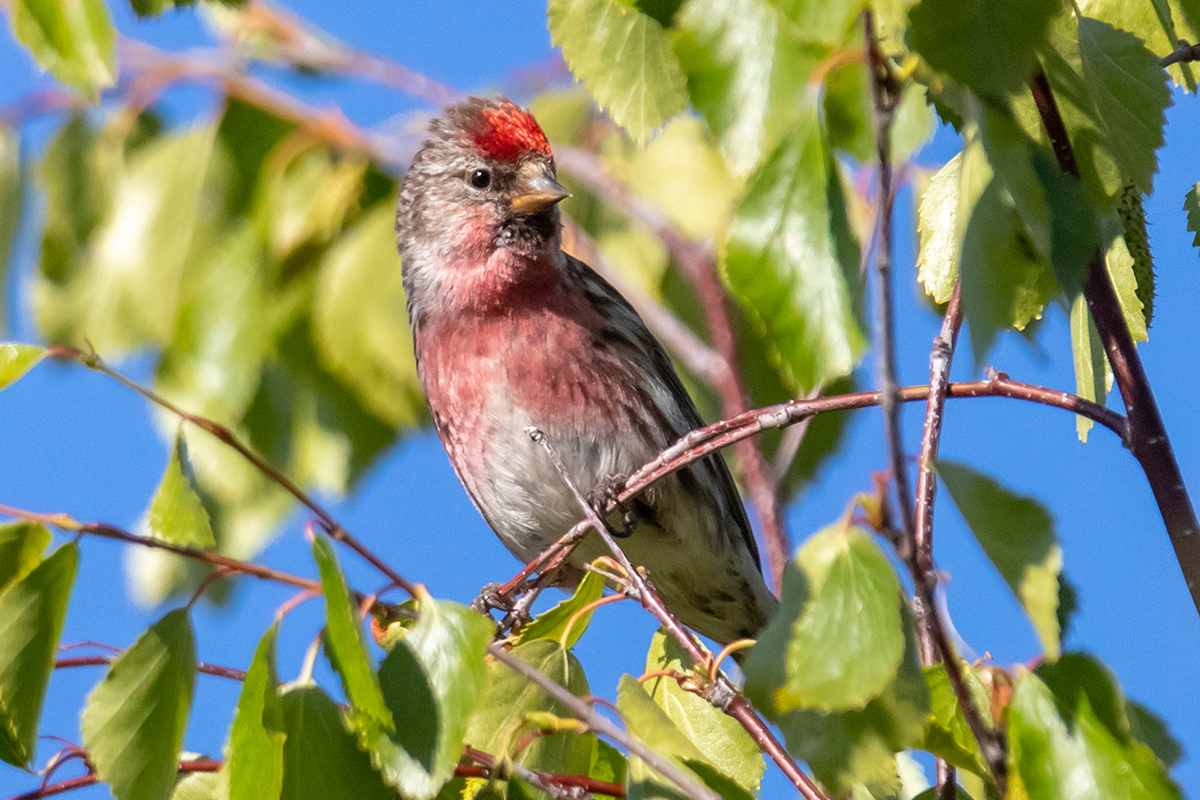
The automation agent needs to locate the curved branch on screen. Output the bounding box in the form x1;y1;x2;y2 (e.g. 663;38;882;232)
55;655;248;682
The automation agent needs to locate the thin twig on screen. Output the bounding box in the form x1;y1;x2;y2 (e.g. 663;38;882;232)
462;746;622;799
1029;70;1200;616
54;655;248;682
488;644;719;800
47;345;420;598
554;145;792;595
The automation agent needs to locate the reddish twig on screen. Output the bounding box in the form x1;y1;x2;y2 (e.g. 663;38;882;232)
462;745;624;798
54;655;248;682
1029;70;1200;616
6;760;221;800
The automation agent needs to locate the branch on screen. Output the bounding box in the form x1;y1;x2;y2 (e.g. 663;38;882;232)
47;345;420;598
489;644;719;800
54;655;248;682
1161;40;1200;67
554;145;792;595
1029;70;1200;617
6;759;221;800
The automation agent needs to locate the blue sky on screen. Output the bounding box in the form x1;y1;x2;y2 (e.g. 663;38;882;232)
2;2;1200;798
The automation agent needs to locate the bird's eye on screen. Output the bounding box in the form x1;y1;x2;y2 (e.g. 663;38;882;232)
469;169;491;189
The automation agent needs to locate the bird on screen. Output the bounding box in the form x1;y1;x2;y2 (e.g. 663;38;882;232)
395;96;778;646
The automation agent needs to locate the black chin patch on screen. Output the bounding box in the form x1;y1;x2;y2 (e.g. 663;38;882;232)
495;210;558;252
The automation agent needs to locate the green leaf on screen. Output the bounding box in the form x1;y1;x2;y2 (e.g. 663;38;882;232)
355;594;493;799
823;60;874;162
1126;700;1184;770
313;204;424;429
1070;293;1110;443
724;102;865;392
591;739;628;787
548;0;688;144
0;343;46;392
938;461;1063;658
959;178;1057;365
147;430;216;550
1031;152;1101;294
466;640;596;789
618;675;752;800
908;0;1059;97
0;127;20;332
744;523;904;712
1184;182;1200;250
9;0;116;100
918;664;991;777
260;148;365;263
130;0;247;18
0;522;52;591
1117;184;1154;328
915;141;990;304
278;684;396;800
312;535;392;729
226;624;285;800
168;771;221;800
1076;0;1198;90
0;543;77;767
674;0;822;173
643;631;765;792
515;570;606;648
770;0;862;44
1010;660;1182;800
81;608;197;800
1076;17;1172;197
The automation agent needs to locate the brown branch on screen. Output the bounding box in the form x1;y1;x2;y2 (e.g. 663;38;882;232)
1029;70;1200;617
46;345;420;598
1161;40;1200;67
462;746;623;799
54;655;248;682
6;760;221;800
489;644;719;800
554;145;790;595
525;430;831;800
0;503;321;594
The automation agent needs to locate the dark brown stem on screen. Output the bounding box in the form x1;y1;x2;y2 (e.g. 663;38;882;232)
1029;70;1200;616
1161;40;1200;67
47;346;420;598
54;655;248;682
554;146;791;594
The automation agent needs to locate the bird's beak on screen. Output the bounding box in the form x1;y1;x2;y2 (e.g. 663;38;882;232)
509;164;570;214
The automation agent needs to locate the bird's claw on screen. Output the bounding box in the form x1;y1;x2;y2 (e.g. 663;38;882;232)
587;473;636;538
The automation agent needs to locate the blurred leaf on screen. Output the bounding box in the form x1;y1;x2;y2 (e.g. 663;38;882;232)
1031;151;1101;294
908;0;1059;97
0;522;51;591
1184;182;1199;250
1077;17;1172;197
313;536;392;729
130;0;248;18
959;178;1057;365
590;739;628;788
1126;700;1184;770
938;461;1063;658
771;0;862;44
0;127;20;332
355;593;492;799
261;149;365;263
643;631;765;791
548;0;688;144
514;570;606;648
1010;658;1182;800
147;430;216;550
911;786;975;800
9;0;116;100
1076;0;1197;89
279;684;395;800
217;99;295;218
618;675;751;800
466;640;595;792
313;204;424;428
724;102;865;392
674;0;822;174
0;543;76;768
891;81;936;164
919;664;990;776
744;522;904;712
226;624;285;800
823;61;874;162
81;608;196;800
0;343;45;392
1117;184;1154;328
1070;293;1109;443
168;771;220;800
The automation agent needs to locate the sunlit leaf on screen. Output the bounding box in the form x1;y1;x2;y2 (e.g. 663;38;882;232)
724;102;865;392
130;0;247;18
744;522;905;711
771;0;862;44
548;0;688;144
643;631;765;792
0;522;51;591
147;430;216;550
278;684;395;800
908;0;1059;96
354;593;492;799
1076;0;1198;89
9;0;116;100
0;543;76;768
919;664;991;777
514;570;606;648
0;343;45;392
915;137;990;304
313;204;424;428
674;0;822;174
225;624;285;800
0;127;20;332
312;536;392;729
938;461;1063;658
168;771;220;800
81;608;196;800
261;148;365;263
1070;293;1110;443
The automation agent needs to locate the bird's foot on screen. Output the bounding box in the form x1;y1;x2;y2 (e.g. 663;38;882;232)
587;473;636;538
